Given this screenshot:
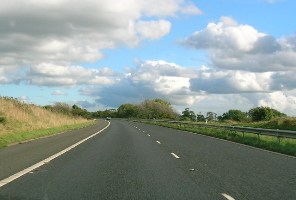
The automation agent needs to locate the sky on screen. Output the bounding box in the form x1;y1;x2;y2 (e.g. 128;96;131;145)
1;0;296;116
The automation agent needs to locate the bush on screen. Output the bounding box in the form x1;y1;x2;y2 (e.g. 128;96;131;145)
51;102;72;115
220;109;248;122
248;106;286;121
0;116;6;124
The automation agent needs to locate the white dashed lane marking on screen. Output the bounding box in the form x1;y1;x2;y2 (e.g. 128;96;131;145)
221;193;235;200
171;153;180;159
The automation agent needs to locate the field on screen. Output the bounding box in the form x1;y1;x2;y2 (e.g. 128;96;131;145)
0;97;94;148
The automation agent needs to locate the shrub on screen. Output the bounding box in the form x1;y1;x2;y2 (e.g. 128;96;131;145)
248;106;286;121
0;116;6;124
220;109;248;122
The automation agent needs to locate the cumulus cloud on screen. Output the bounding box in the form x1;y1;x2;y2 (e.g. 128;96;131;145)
0;66;22;84
190;68;273;94
140;0;202;17
136;20;171;40
270;72;296;90
189;67;296;95
25;63;118;87
0;0;201;68
82;60;205;107
51;90;67;96
180;15;296;114
183;16;296;72
241;91;296;116
66;59;296;115
180;2;203;15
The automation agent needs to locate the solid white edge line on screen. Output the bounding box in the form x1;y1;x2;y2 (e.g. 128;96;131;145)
221;193;235;200
171;152;180;159
156;141;161;144
0;121;110;188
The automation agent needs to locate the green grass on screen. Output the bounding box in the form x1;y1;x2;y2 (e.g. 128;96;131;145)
149;121;296;157
0;121;96;149
215;117;296;131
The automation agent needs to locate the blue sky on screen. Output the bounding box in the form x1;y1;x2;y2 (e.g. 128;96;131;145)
1;0;296;116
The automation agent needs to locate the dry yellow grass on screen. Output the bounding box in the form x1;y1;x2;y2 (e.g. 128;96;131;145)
0;97;88;136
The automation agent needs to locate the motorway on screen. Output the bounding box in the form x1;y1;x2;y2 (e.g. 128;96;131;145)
0;119;295;199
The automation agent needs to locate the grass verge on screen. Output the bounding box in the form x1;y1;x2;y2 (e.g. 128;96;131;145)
148;121;296;157
0;120;96;149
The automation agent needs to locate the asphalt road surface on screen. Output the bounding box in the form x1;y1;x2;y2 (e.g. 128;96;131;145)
0;119;295;200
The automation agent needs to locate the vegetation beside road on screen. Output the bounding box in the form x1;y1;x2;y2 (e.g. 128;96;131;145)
0;121;95;149
244;117;296;131
0;97;95;148
1;96;295;156
147;120;296;157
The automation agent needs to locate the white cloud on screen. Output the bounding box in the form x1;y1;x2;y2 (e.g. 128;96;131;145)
26;63;118;87
154;76;190;95
183;16;296;72
180;2;203;15
189;66;296;96
0;66;23;84
220;16;238;26
270;72;296;90
190;69;273;94
65;59;296;116
0;0;201;68
136;20;171;40
18;96;30;103
179;94;253;115
2;56;296;115
242;91;296;116
258;92;295;109
83;60;205;107
140;0;202;17
51;90;67;96
184;17;265;52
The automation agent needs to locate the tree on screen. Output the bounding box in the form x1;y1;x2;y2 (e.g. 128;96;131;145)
220;109;247;122
181;108;196;121
138;99;177;119
248;106;286;121
95;109;117;118
206;112;217;121
71;104;92;119
115;99;177;119
196;113;205;122
117;103;139;118
51;102;72;115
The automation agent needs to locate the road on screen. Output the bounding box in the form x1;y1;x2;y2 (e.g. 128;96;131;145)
0;120;295;199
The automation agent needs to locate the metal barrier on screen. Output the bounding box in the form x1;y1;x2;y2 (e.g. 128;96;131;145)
142;120;296;139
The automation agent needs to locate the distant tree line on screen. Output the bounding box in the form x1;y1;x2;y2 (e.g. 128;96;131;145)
180;107;287;122
43;102;93;119
44;99;178;120
43;99;287;122
94;99;178;119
